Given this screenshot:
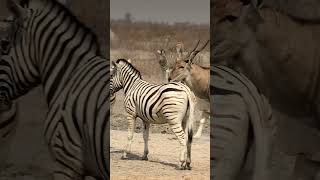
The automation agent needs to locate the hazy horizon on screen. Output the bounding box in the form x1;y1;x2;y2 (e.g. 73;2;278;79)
111;0;210;25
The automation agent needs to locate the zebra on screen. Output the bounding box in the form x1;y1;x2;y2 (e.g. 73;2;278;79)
1;0;109;179
0;37;18;171
211;65;275;180
110;59;196;170
156;49;171;81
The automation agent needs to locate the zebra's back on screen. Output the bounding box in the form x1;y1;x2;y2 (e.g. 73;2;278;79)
125;81;194;124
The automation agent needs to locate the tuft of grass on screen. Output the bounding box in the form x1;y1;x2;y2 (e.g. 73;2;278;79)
111;20;210;52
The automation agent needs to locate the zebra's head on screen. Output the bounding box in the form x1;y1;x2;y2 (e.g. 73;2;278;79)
156;49;168;69
110;59;141;93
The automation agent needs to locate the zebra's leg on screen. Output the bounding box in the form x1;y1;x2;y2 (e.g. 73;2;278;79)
167;120;187;169
141;122;150;160
122;114;136;159
0;101;17;170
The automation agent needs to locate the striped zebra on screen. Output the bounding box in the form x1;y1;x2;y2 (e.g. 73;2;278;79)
110;59;196;170
0;37;18;170
156;49;171;81
2;0;109;179
0;102;17;170
211;65;275;180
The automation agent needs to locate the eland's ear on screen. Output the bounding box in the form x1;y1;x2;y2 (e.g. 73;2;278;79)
251;0;263;8
239;3;264;32
6;0;27;19
240;0;250;5
183;60;192;70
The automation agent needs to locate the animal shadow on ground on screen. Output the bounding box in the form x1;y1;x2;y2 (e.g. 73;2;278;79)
111;149;180;169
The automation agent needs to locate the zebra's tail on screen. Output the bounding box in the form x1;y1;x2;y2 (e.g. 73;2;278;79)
186;90;196;145
246;91;273;180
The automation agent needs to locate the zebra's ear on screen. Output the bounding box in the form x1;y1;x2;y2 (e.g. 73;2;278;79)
111;61;117;75
127;59;132;63
111;61;117;68
6;0;27;19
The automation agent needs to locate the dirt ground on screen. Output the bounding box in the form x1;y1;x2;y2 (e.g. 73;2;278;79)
110;130;210;180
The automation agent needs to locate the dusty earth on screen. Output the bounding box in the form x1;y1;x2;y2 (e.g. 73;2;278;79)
110;130;210;180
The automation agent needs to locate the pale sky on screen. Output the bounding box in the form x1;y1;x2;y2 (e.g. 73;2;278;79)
110;0;210;24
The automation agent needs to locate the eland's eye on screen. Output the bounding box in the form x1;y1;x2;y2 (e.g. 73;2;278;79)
225;15;237;22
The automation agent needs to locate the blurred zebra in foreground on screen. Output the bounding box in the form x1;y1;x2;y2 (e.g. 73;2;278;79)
0;36;18;170
110;59;196;170
211;65;275;180
156;40;209;138
1;0;109;179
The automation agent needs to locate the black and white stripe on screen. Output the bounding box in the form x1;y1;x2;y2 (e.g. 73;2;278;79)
0;36;18;171
211;65;275;180
1;0;109;179
111;59;196;170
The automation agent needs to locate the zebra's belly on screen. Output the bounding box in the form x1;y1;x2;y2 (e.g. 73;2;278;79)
137;111;168;124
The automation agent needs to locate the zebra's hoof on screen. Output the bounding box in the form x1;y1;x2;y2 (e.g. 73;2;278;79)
121;156;128;160
141;156;148;161
186;163;191;170
180;162;192;170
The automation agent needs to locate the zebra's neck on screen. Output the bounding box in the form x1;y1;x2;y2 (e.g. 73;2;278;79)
17;1;101;104
121;74;141;95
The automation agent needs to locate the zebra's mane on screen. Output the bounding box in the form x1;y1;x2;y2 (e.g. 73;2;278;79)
116;59;142;78
21;0;102;56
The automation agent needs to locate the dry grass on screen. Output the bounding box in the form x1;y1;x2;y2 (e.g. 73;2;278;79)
111;20;209;52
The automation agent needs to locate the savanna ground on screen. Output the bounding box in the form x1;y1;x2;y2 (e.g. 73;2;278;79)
110;19;211;179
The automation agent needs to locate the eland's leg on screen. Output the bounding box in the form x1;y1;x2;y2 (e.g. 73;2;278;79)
194;117;206;138
122;115;136;159
142;122;150;160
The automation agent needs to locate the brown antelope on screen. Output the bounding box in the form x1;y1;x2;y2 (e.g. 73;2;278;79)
157;40;210;138
169;40;210;100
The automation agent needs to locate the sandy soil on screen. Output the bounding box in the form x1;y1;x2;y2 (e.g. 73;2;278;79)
110;130;210;180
